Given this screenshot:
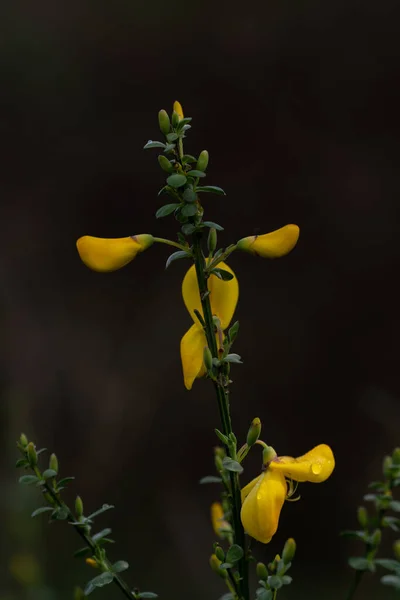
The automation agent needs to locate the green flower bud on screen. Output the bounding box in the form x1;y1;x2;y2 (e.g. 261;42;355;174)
158;154;173;173
158;110;170;135
357;506;368;528
393;448;400;465
203;346;213;372
383;455;393;478
262;445;277;465
19;433;28;448
75;496;84;518
27;442;37;467
172;111;180;128
215;545;225;562
268;554;281;573
282;538;296;564
209;554;228;578
197;150;209;172
256;562;268;580
207;228;217;254
371;529;382;547
49;453;58;474
393;540;400;561
246;417;261;447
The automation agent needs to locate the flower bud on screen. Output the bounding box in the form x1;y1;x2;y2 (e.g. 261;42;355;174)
282;538;296;564
393;448;400;465
203;346;213;372
197;150;209;172
209;554;227;578
76;234;154;272
19;433;28;448
49;454;58;474
27;443;37;467
158;110;170;135
158;155;173;173
371;529;382;547
173;100;184;120
246;418;261;447
262;445;277;465
393;540;400;561
383;455;393;478
215;545;225;562
357;506;368;528
85;558;98;569
207;228;217;254
237;225;300;259
256;562;268;580
75;496;84;518
268;554;281;572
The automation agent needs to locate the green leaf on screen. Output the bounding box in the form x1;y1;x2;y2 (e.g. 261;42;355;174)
375;559;400;572
256;589;273;600
36;448;47;456
222;457;244;474
112;560;129;573
181;223;196;236
268;575;283;590
363;493;377;502
19;475;40;485
51;506;69;520
340;530;368;542
182;154;196;164
211;268;234;281
16;458;29;468
183;188;197;203
220;562;234;569
228;321;239;343
42;469;57;479
92;528;112;542
281;575;293;585
143;140;166;150
181;204;198;217
382;516;400;532
74;546;92;558
348;557;373;571
163;143;176;153
87;504;115;520
381;574;400;590
203;221;224;231
84;572;114;596
226;544;244;564
215;429;229;444
31;506;53;518
199;476;223;484
166;133;178;142
156;203;180;218
218;594;234;600
186;169;206;178
165;250;191;269
391;501;400;512
196;185;226;196
167;174;187;188
137;593;158;599
98;537;115;546
57;476;75;487
224;353;243;364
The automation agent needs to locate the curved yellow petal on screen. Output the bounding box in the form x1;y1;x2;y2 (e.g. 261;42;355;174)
237;224;300;259
173;100;184;120
240;469;287;544
76;235;153;272
182;262;239;330
241;474;261;503
269;444;335;483
180;324;207;390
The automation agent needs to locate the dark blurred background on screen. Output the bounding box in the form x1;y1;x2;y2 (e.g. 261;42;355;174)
2;0;400;598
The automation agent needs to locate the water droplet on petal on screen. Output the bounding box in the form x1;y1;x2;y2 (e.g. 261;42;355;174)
311;463;322;475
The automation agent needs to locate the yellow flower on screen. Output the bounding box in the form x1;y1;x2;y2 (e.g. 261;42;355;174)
237;224;300;258
76;234;154;272
180;262;239;390
211;502;231;538
240;444;335;543
173;100;184;120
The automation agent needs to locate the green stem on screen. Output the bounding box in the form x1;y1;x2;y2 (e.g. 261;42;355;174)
345;570;363;600
153;237;190;252
192;233;249;600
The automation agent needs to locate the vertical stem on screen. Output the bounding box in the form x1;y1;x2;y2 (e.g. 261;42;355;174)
345;570;363;600
192;233;249;600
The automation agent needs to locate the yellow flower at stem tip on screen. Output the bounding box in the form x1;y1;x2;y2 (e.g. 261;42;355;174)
237;224;300;258
173;100;184;120
211;502;231;538
76;234;154;272
240;444;335;544
180;262;239;390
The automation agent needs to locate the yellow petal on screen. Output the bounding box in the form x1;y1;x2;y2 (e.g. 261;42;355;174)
269;444;335;483
240;469;287;544
76;234;153;272
182;262;239;330
237;224;300;258
173;100;184;120
241;474;261;503
180;324;207;390
210;502;231;538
